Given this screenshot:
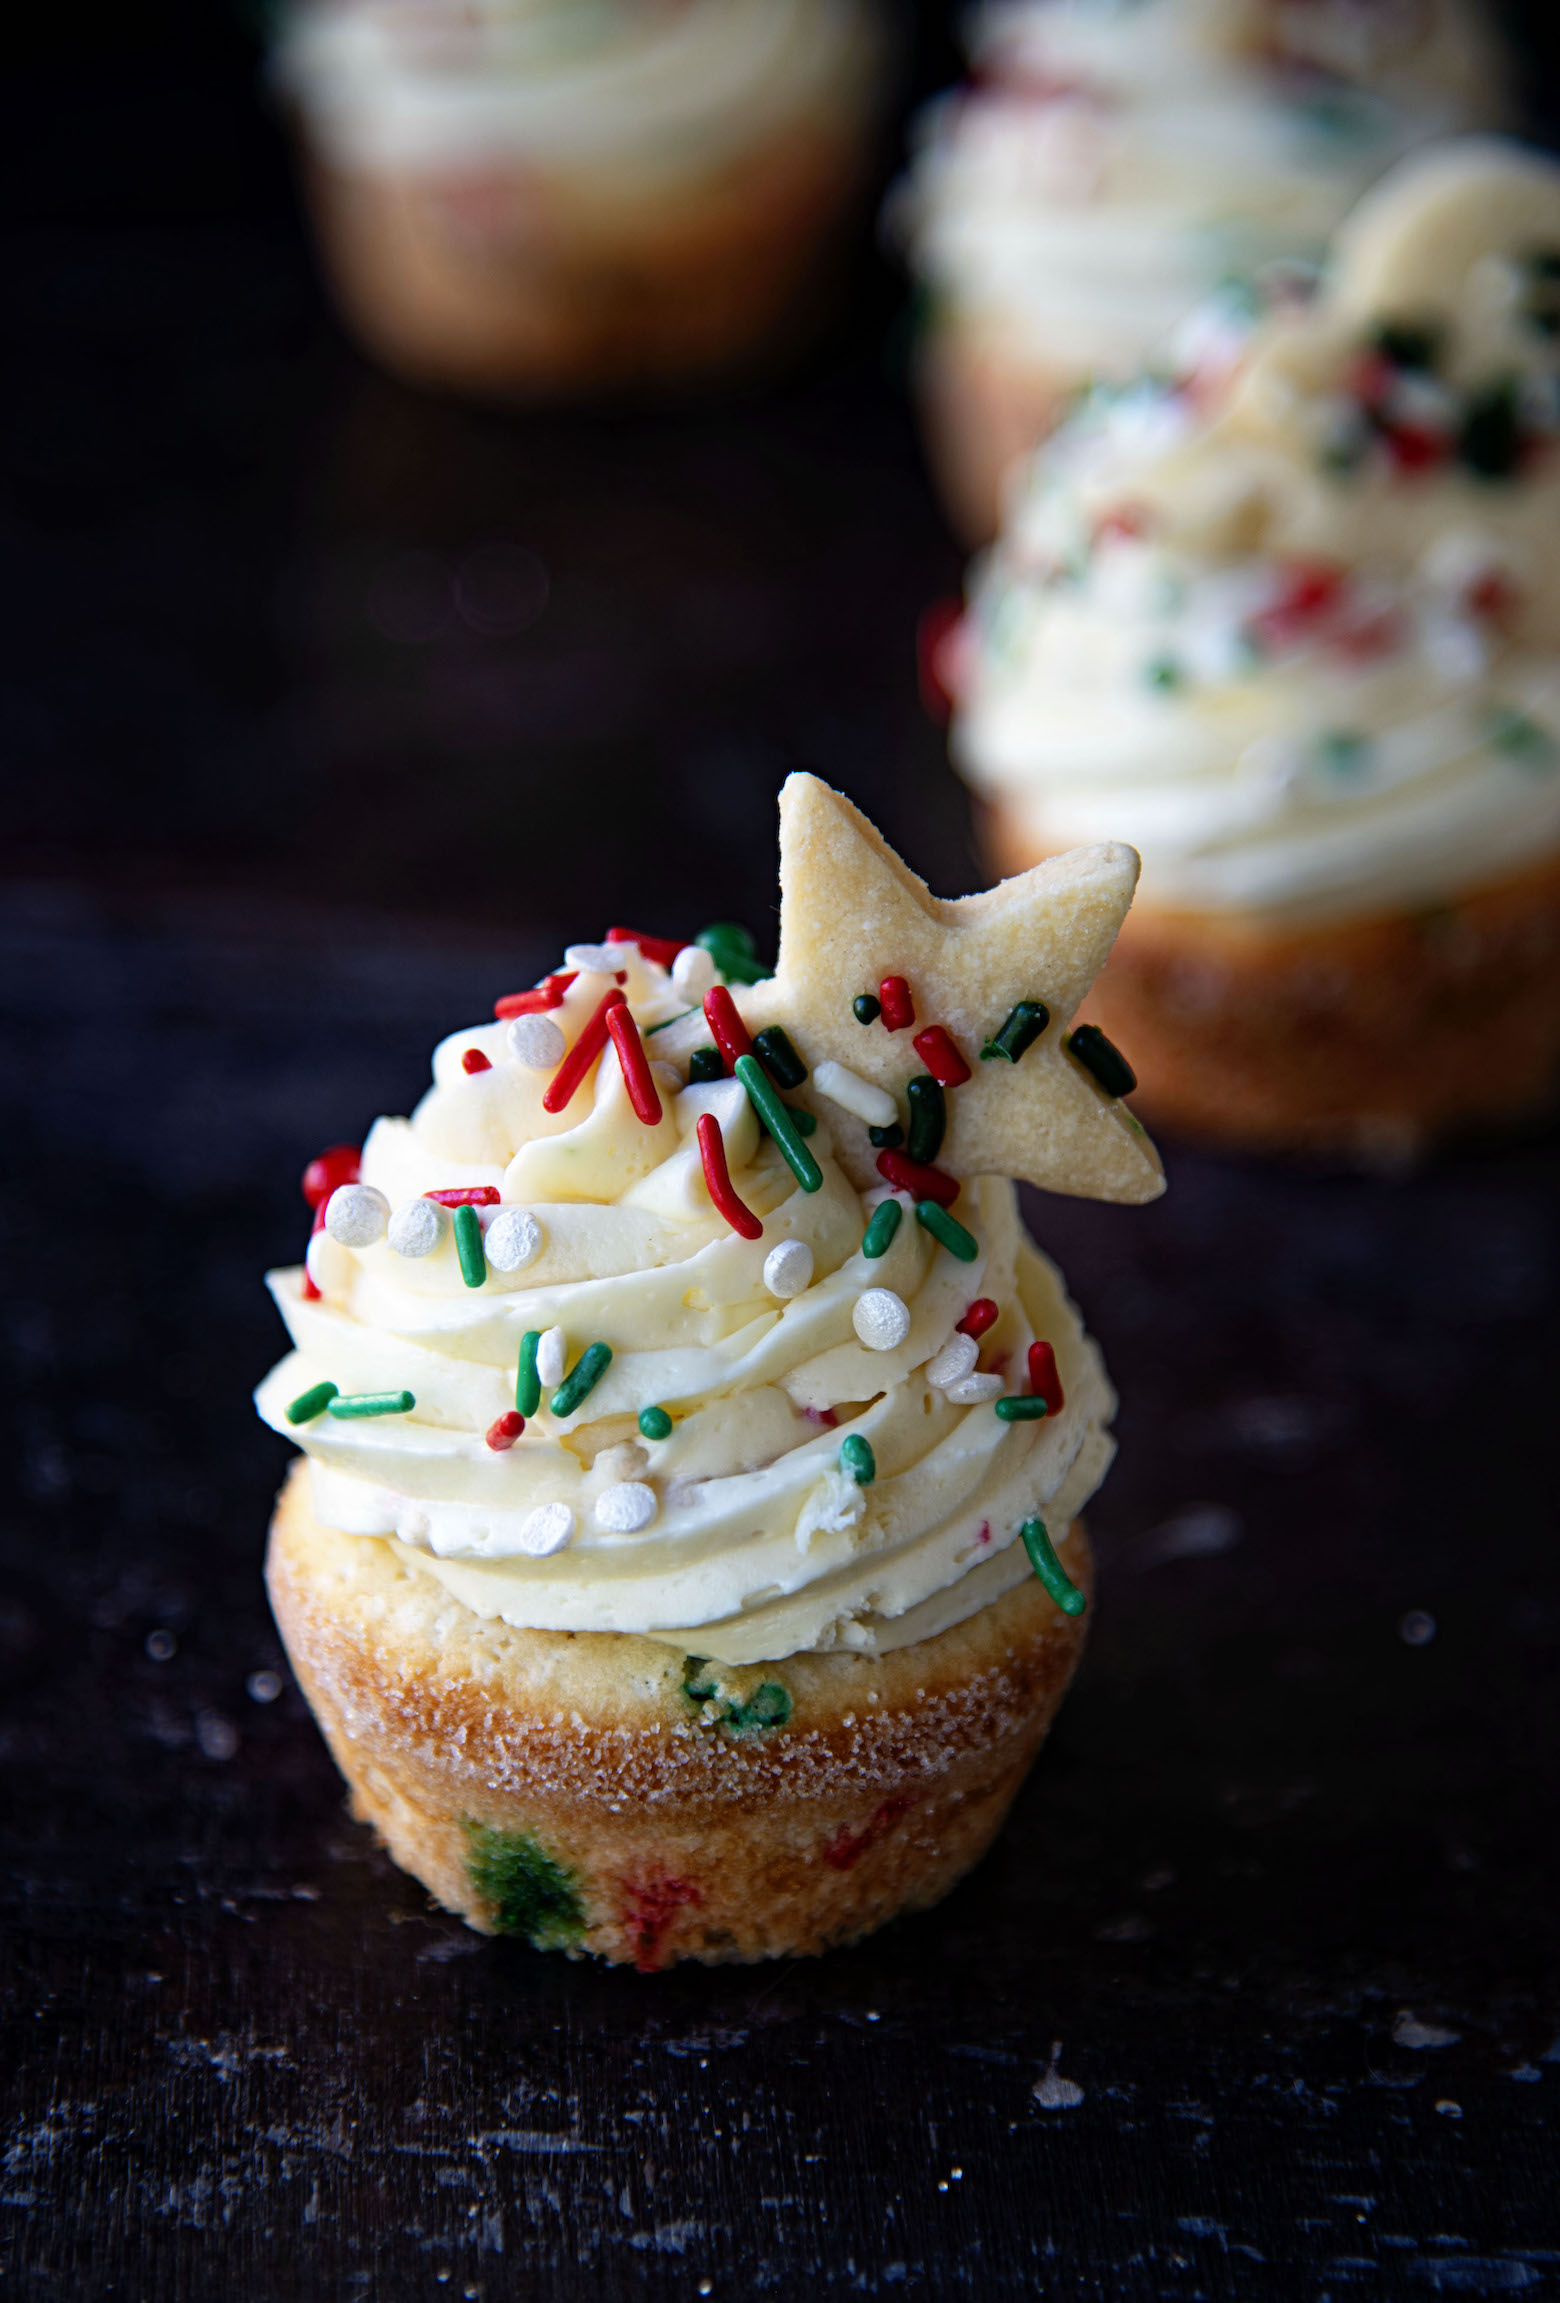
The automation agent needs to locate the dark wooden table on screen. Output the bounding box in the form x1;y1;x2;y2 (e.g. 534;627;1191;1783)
3;11;1559;2296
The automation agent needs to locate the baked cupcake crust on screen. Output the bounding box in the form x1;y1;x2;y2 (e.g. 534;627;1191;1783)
266;1461;1091;1967
983;805;1560;1160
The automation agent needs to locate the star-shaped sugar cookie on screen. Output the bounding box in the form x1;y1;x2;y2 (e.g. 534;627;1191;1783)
742;775;1164;1205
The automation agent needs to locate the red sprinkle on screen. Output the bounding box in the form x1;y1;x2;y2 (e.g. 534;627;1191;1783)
697;1113;763;1240
542;988;626;1115
424;1186;500;1208
461;1048;492;1074
621;1874;703;1974
804;1405;840;1429
822;1795;911;1873
605;1002;664;1127
1028;1340;1065;1417
912;1025;971;1088
1382;420;1449;475
878;976;915;1032
1469;569;1518;624
957;1298;999;1340
916;598;963;724
1251;560;1344;652
301;1144;360;1210
876;1149;958;1206
494;971;576;1019
607;925;686;970
485;1411;525;1451
702;984;754;1069
301;1194;331;1299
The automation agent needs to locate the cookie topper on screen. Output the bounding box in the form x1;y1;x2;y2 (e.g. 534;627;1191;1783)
743;774;1164;1205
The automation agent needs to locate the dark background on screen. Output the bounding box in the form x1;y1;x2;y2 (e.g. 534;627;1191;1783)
3;5;1559;2295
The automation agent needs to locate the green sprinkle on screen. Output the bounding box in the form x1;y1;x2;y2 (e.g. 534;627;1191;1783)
839;1433;876;1485
644;1008;697;1036
905;1074;946;1165
515;1331;542;1417
1487;704;1556;766
753;1025;807;1089
1374;319;1441;371
327;1389;415;1419
1317;728;1372;777
285;1380;338;1425
550;1341;612;1419
995;1395;1050;1422
688;1046;725;1083
1145;655;1185;692
1457;381;1525;480
1021;1517;1086;1617
464;1822;584;1949
981;999;1050;1064
680;1654;792;1735
638;1405;673;1442
790;1104;817;1136
733;1054;822;1193
861;1199;903;1259
852;993;881;1025
453;1201;487;1288
915;1199;978;1262
1065;1024;1137;1099
869;1122;904;1150
696;923;768;984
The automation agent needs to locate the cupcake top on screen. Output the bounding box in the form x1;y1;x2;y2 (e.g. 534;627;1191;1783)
255;776;1160;1666
952;140;1560;927
276;0;883;181
893;0;1503;378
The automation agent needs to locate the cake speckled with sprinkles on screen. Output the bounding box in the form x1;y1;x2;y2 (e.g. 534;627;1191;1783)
256;774;1162;1966
951;139;1560;1160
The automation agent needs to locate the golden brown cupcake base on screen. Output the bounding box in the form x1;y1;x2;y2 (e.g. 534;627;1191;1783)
984;804;1560;1160
266;1462;1091;1967
298;118;868;397
915;322;1070;543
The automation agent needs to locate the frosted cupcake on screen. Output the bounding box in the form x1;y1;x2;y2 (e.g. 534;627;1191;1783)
951;141;1560;1159
892;0;1506;538
256;774;1162;1966
274;0;886;395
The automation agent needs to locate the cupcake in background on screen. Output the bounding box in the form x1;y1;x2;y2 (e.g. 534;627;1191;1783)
274;0;887;396
949;140;1560;1162
891;0;1507;539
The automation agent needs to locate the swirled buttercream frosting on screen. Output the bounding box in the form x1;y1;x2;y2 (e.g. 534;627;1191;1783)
952;140;1560;927
256;776;1162;1664
276;0;882;183
892;0;1503;379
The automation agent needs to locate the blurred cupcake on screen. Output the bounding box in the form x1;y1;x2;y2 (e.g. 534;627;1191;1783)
892;0;1506;538
275;0;887;396
950;141;1560;1160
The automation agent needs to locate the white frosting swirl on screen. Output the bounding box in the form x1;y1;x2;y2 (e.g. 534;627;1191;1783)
276;0;883;184
953;141;1560;927
893;0;1501;375
255;948;1113;1664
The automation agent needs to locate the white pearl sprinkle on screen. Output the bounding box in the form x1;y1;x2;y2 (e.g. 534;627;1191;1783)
853;1288;911;1351
670;944;717;1000
812;1059;898;1130
508;1013;566;1070
563;942;622;975
764;1240;814;1300
323;1183;389;1248
484;1207;542;1273
944;1372;1004;1406
535;1326;568;1387
386;1197;449;1258
515;1502;575;1557
926;1333;979;1389
595;1481;658;1533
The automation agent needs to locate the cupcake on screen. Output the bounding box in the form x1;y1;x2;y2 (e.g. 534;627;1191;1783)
255;773;1163;1966
273;0;887;397
891;0;1506;539
951;140;1560;1160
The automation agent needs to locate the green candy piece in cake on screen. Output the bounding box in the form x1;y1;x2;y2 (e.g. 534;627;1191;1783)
464;1822;584;1949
